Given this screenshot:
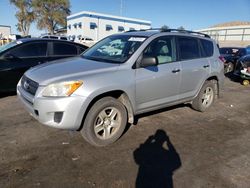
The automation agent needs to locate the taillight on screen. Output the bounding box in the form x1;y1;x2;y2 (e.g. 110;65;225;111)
219;56;226;63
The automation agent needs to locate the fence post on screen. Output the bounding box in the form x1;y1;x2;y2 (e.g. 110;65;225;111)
242;28;245;41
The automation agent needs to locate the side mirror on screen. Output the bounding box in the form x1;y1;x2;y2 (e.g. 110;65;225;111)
140;57;158;68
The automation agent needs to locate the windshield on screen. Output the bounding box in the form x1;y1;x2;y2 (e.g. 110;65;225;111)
82;35;147;64
0;41;19;53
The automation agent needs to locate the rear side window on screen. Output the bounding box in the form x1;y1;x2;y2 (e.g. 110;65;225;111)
201;39;213;57
53;42;78;56
10;42;47;57
178;37;200;60
79;46;87;54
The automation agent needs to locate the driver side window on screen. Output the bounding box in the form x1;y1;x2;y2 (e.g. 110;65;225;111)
10;42;47;58
143;36;176;64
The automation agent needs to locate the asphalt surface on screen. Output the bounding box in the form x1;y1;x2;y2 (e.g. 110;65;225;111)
0;77;250;188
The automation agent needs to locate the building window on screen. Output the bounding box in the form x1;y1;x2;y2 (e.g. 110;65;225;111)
77;35;82;39
118;26;124;32
129;27;135;31
90;22;97;29
106;24;113;31
73;23;78;29
78;22;82;28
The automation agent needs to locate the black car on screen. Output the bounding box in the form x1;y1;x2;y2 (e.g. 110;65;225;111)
234;54;250;76
219;47;243;73
0;38;88;92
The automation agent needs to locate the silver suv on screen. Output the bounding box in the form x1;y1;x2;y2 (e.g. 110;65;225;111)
17;29;224;146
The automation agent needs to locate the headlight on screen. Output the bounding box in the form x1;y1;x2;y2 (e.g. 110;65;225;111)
42;81;83;97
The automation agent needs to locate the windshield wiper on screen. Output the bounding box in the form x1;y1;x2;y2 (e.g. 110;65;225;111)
82;55;121;64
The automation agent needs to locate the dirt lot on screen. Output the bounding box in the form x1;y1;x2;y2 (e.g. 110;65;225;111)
0;77;250;188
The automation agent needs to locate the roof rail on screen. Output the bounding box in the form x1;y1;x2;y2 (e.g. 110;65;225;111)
126;28;211;38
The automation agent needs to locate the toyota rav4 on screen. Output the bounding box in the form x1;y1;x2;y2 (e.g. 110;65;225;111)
17;29;224;146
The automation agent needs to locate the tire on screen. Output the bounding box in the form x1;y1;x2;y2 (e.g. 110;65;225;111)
81;97;128;147
192;81;215;112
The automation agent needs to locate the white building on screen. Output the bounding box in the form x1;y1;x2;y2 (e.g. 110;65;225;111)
0;25;11;39
67;11;151;41
197;22;250;47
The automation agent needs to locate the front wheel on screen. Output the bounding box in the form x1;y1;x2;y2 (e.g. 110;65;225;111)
192;81;215;112
81;97;128;147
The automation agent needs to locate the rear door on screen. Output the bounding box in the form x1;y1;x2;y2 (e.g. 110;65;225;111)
135;36;181;112
177;36;210;99
0;41;48;91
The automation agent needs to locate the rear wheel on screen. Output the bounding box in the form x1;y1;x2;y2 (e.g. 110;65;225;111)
81;97;127;147
192;81;215;112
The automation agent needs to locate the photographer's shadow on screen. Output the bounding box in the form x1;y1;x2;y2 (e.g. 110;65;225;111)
134;130;181;188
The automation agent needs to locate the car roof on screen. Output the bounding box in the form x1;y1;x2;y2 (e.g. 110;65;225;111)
16;38;87;47
17;38;67;43
115;29;212;40
119;31;160;37
220;47;243;49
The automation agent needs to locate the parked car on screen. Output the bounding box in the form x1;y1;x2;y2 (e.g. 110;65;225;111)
0;38;88;92
220;47;250;73
17;29;224;146
219;47;243;73
78;37;96;47
40;35;68;41
234;54;250;74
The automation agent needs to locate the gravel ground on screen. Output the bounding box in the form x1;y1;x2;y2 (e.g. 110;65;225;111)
0;77;250;188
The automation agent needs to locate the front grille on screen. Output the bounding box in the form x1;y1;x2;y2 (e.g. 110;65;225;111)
21;76;39;96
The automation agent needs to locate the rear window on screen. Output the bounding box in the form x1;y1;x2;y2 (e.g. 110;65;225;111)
201;39;213;57
178;37;200;60
53;42;78;56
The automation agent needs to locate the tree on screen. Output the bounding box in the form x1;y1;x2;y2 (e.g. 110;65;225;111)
32;0;71;34
161;25;170;31
177;26;185;30
10;0;34;36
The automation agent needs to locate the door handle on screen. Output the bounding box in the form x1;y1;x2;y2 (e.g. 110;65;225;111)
203;65;210;68
172;69;180;73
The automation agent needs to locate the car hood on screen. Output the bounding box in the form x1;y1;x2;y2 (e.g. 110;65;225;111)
25;56;120;85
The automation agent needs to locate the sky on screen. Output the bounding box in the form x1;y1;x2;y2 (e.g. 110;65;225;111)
0;0;250;36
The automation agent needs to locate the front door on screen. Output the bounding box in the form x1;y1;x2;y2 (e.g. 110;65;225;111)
135;36;181;113
0;41;48;91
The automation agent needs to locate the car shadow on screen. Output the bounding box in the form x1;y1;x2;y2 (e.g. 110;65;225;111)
133;129;182;188
0;91;16;99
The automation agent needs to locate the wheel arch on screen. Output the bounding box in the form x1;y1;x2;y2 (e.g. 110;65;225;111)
77;90;134;131
194;75;220;100
206;76;219;98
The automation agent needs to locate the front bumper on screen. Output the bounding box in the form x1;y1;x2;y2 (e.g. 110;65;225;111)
17;83;91;130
